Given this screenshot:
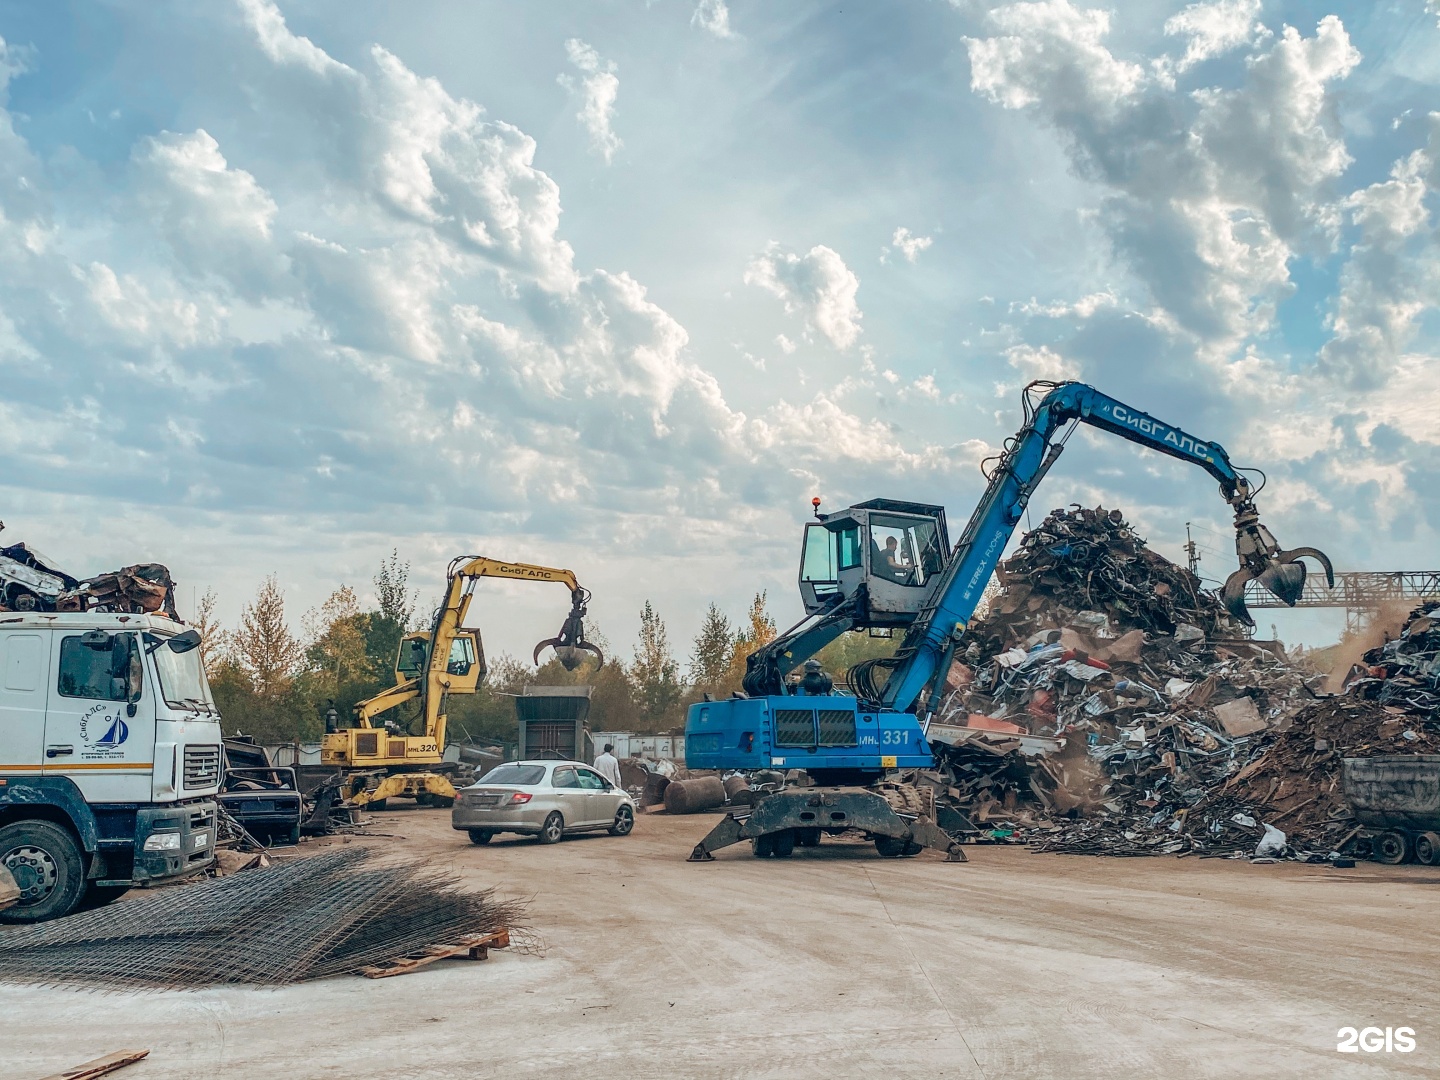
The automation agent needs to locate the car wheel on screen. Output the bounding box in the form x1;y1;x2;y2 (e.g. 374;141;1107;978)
287;824;302;845
0;820;88;924
468;829;494;846
538;812;565;845
770;830;796;858
609;805;634;836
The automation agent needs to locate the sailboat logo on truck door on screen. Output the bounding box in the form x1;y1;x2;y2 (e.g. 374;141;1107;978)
79;702;129;752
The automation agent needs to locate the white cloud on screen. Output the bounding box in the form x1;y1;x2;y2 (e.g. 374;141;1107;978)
1319;147;1437;388
1163;0;1262;72
963;5;1361;352
692;0;735;39
560;39;622;164
964;1;1144;112
1004;343;1080;382
776;333;796;354
884;226;933;264
745;243;863;349
1013;290;1117;318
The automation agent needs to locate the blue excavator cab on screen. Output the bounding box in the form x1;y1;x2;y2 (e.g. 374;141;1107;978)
799;499;949;624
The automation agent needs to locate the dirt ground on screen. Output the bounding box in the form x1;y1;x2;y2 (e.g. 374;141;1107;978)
5;807;1439;1079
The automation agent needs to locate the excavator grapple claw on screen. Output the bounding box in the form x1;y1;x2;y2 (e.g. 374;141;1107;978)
1222;518;1336;627
532;587;604;670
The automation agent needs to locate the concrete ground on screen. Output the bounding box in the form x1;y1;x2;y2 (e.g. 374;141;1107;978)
5;808;1438;1079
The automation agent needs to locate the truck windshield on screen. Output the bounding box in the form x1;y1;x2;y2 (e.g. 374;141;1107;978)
152;642;216;713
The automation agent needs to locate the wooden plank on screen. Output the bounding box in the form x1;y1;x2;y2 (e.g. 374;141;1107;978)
358;929;510;979
38;1049;150;1080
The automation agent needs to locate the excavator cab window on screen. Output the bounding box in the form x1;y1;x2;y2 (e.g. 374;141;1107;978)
801;524;838;587
447;635;476;676
869;514;943;587
395;634;429;682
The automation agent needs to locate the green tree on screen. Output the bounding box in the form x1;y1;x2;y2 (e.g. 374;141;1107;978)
367;551;416;681
721;591;777;692
212;577;316;743
233;576;305;700
689;602;732;691
632;600;683;731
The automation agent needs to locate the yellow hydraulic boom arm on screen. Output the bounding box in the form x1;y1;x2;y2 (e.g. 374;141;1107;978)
352;556;603;753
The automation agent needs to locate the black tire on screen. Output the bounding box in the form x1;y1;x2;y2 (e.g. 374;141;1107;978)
468;829;494;846
796;828;822;848
537;812;565;845
431;796;455;809
752;833;775;858
609;805;634;837
0;820;88;924
1375;830;1410;864
76;882;130;912
1414;831;1440;866
367;799;388;812
287;823;302;846
770;830;796;858
875;835;908;858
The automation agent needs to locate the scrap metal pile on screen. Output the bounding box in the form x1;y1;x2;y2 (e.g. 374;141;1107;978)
0;848;526;989
0;522;178;618
1345;604;1440;721
920;505;1433;859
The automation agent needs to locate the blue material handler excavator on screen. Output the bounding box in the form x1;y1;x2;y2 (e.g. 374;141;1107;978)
685;380;1334;861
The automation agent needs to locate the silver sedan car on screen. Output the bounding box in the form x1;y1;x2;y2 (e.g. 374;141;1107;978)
451;759;636;845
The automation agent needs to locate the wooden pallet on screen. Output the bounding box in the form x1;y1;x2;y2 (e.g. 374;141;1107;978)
358;929;510;979
38;1049;150;1080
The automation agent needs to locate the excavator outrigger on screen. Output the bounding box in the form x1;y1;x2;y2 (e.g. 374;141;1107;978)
318;556;602;811
686;380;1334;861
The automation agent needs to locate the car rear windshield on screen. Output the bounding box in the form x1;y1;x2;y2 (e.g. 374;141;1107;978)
477;764;546;787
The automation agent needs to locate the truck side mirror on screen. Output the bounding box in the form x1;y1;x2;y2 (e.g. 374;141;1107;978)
113;635;142;715
167;629;202;653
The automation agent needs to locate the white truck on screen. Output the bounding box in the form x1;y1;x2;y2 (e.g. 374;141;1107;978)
0;612;221;922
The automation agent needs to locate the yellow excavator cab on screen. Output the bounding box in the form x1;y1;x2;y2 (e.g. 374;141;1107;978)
394;629;486;693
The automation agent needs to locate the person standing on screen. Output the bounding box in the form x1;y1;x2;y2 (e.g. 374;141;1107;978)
594;743;622;787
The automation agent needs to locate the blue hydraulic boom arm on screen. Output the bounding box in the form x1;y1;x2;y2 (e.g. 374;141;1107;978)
853;381;1334;715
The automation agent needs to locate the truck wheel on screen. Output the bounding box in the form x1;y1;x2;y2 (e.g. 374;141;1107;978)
0;821;87;924
1374;831;1410;864
468;829;494;845
752;833;775;858
875;835;910;858
770;830;796;858
537;812;565;845
367;799;388;812
1414;831;1440;866
796;828;821;848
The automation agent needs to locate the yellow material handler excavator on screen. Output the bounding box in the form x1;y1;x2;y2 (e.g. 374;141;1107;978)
319;556;603;809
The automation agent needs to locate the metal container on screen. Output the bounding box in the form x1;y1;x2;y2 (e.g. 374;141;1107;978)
516;685;595;763
1341;755;1440;831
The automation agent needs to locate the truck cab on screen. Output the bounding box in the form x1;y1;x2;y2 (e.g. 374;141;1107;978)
0;612;222;922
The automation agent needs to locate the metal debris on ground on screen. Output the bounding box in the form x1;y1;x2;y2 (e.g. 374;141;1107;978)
0;848;527;989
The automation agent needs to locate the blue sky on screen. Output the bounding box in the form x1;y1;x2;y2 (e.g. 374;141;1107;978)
0;0;1436;659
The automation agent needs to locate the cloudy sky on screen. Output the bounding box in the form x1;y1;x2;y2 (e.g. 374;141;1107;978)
0;0;1436;660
